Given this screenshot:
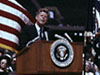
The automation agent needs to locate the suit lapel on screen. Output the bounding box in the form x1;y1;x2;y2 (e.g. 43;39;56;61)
28;25;38;40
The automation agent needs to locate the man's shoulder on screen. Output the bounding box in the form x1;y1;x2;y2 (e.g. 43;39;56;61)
21;25;36;33
24;25;35;28
44;26;49;31
23;25;35;30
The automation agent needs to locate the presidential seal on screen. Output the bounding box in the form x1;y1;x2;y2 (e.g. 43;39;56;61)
50;40;74;67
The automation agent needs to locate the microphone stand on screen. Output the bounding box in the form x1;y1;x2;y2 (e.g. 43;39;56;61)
83;31;87;75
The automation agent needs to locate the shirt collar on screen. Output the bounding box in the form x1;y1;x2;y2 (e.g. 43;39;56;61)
35;23;40;32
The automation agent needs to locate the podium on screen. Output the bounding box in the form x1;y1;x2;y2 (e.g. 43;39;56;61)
16;41;83;75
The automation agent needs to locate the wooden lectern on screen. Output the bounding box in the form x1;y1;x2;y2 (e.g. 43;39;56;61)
16;41;83;75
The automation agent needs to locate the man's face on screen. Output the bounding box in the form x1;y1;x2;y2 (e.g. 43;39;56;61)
36;11;48;27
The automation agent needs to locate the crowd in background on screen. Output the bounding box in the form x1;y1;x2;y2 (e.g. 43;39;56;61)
82;33;100;75
0;48;16;73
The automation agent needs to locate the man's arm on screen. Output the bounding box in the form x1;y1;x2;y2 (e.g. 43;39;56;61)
18;26;30;50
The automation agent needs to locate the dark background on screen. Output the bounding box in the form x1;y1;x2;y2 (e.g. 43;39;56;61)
17;0;88;42
17;0;87;26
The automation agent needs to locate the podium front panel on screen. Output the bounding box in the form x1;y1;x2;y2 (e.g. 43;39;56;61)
16;41;83;74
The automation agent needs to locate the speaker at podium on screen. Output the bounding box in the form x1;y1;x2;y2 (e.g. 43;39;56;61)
16;40;83;75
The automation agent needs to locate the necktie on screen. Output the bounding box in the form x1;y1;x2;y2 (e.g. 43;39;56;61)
40;27;45;40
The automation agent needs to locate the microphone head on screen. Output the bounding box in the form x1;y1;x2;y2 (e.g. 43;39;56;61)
54;34;66;40
64;33;73;42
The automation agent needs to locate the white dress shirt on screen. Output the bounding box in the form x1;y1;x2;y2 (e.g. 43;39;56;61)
35;23;49;41
35;23;41;36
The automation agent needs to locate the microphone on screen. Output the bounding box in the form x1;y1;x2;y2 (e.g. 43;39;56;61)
44;31;49;41
26;36;39;47
64;33;73;42
54;34;66;40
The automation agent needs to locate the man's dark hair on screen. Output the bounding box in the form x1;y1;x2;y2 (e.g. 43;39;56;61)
36;8;49;17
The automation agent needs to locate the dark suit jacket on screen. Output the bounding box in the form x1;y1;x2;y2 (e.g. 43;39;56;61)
18;24;56;50
18;25;48;50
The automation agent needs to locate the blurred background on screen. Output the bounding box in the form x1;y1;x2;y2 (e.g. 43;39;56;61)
1;0;100;74
17;0;88;42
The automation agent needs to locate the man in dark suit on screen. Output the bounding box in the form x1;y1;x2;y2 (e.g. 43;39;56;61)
18;8;50;50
